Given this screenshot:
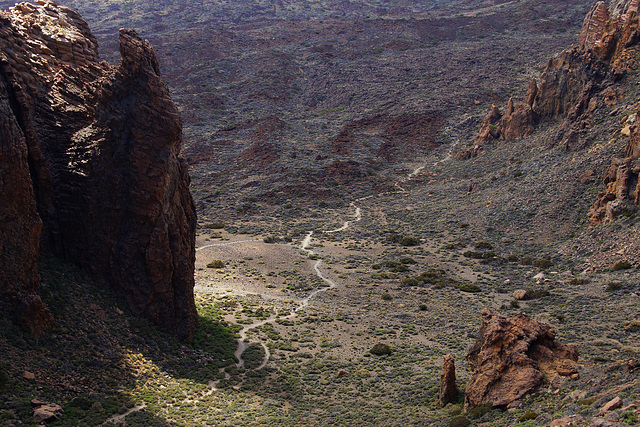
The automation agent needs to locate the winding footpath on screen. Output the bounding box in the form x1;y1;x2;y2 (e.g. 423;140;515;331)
204;126;460;390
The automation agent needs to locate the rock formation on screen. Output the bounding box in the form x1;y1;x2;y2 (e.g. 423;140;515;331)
460;0;640;159
588;147;640;224
0;2;197;341
439;354;458;407
465;309;578;409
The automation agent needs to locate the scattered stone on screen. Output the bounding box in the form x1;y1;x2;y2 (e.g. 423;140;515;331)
33;403;62;423
550;416;575;426
578;169;596;184
337;369;350;378
439;354;458;407
23;371;35;380
600;396;623;412
513;289;528;300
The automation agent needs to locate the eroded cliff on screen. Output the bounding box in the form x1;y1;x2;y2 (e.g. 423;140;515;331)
460;0;640;158
0;1;196;341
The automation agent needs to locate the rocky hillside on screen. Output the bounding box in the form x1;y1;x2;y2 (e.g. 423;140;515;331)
0;2;197;341
30;0;592;228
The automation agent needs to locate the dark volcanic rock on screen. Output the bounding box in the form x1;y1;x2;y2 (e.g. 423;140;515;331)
465;309;578;409
0;28;52;335
0;3;196;341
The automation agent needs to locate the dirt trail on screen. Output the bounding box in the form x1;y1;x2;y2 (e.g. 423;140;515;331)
201;127;461;391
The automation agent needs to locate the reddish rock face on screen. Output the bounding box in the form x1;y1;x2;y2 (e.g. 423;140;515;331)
439;354;458;407
463;0;640;160
465;309;578;409
579;2;610;51
0;3;197;341
588;157;640;224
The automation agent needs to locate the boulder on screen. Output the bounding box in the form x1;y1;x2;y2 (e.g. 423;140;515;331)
33;403;63;423
600;396;623;412
465;309;578;409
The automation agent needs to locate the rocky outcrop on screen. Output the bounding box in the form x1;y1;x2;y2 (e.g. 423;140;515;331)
0;2;197;341
461;0;640;159
465;309;579;409
579;2;611;51
439;354;458;407
588;156;640;224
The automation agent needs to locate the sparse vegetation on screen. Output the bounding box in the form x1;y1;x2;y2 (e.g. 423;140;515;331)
207;259;226;268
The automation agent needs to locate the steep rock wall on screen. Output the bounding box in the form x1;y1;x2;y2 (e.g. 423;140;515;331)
0;1;197;341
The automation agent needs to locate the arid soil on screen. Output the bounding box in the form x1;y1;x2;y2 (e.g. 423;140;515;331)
1;1;640;426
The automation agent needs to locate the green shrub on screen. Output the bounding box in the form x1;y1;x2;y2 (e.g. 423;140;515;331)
263;236;277;243
606;282;623;291
418;303;428;311
569;277;589;285
519;412;538;421
474;241;493;250
519;256;533;265
206;260;225;268
398;256;417;264
467;402;492;419
400;236;419;246
381;292;393;301
510;300;520;308
456;283;481;293
449;415;470;427
444;242;467;250
370;343;392;356
464;251;495;259
613;261;632;271
523;289;550;300
533;259;552;269
203;221;225;229
401;277;420;286
623;410;638;425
